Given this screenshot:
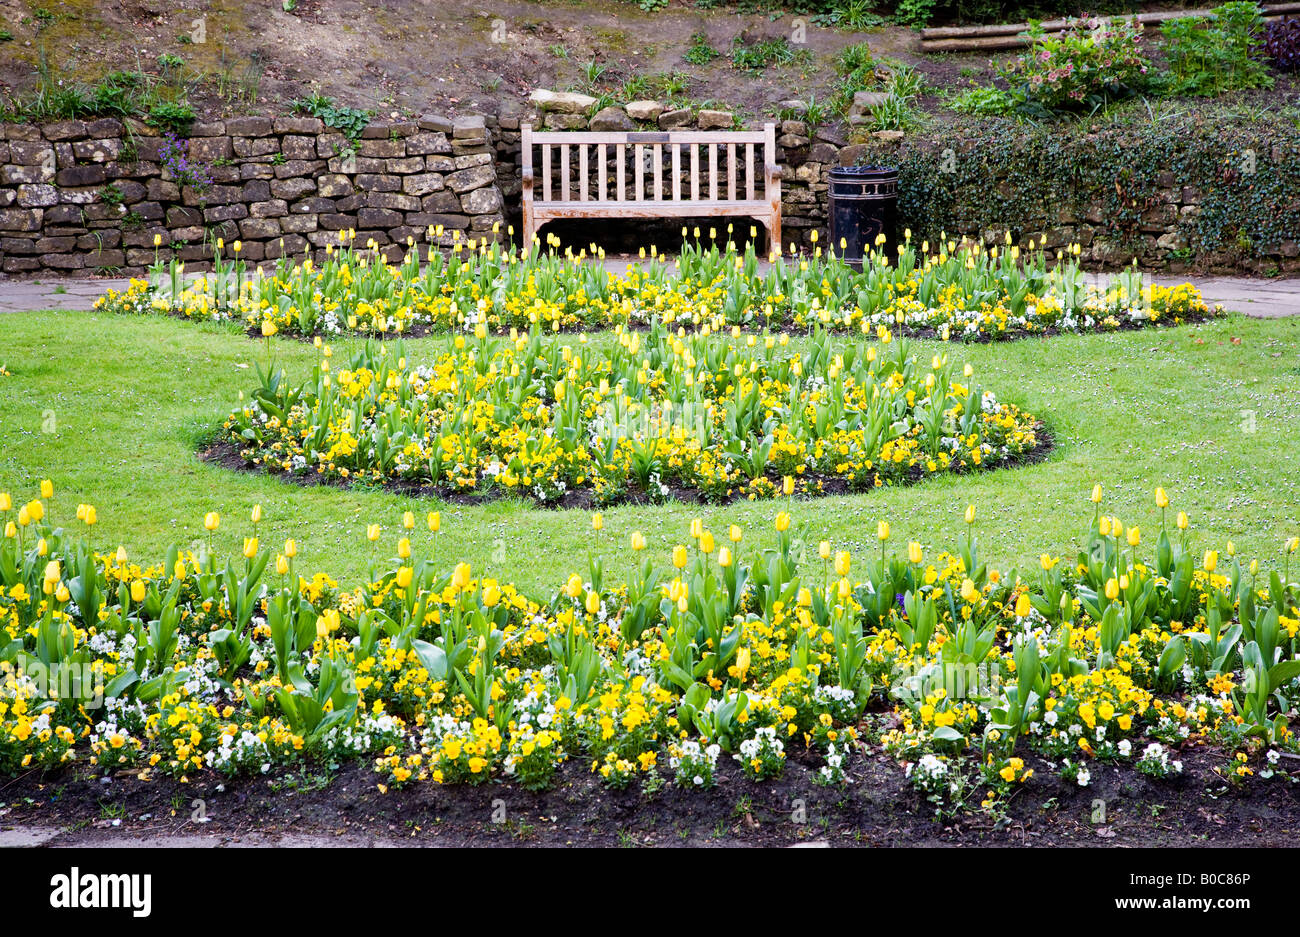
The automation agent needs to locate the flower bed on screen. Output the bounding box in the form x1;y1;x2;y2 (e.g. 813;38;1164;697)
223;322;1041;505
94;231;1216;341
1;483;1296;812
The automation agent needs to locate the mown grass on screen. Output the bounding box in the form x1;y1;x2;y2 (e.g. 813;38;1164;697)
1;309;1298;593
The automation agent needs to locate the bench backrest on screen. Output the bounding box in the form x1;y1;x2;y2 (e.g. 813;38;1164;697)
522;124;778;206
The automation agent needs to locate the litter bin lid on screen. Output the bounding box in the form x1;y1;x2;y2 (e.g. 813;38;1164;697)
830;165;898;179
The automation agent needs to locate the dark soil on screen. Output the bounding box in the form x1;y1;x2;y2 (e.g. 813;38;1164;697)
4;740;1298;846
197;421;1056;511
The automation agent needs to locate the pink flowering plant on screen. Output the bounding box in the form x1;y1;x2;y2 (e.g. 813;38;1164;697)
998;16;1151;113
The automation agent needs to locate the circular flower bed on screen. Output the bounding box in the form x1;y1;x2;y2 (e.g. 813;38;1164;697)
223;322;1042;506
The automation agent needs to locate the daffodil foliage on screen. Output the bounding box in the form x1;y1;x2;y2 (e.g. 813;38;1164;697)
95;231;1215;340
1;484;1297;799
225;323;1039;504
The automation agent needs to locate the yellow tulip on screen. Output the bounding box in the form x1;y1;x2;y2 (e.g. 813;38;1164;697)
1176;512;1188;531
130;579;147;603
483;582;501;607
284;538;297;558
1090;484;1103;504
1155;487;1169;509
718;547;732;568
591;513;603;532
964;504;976;525
775;512;791;533
1127;527;1140;547
40;479;53;499
672;545;688;569
818;540;832;560
908;541;923;565
427;512;441;533
782;476;795;497
1015;593;1032;618
699;530;715;554
1105;578;1120;601
204;511;220;532
396;565;413;589
398;537;411;559
366;524;381;542
403;511;415;530
877;520;890;541
275;555;289;576
0;492;9;511
1203;550;1218;573
242;537;258;559
834;551;851;577
585;590;601;615
728;525;742;543
250;503;263;524
631;531;646;551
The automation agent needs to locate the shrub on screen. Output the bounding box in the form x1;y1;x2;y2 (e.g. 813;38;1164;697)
1158;2;1273;96
997;16;1150;114
1264;16;1300;71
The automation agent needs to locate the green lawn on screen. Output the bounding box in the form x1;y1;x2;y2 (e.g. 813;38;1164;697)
2;309;1298;593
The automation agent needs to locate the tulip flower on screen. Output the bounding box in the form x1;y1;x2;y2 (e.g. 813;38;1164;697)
130;579;147;603
204;512;220;532
1155;487;1169;509
964;504;976;525
1015;593;1032;618
775;512;791;533
877;520;890;541
908;541;923;565
672;545;688;569
631;531;646;551
1090;484;1103;504
427;512;441;533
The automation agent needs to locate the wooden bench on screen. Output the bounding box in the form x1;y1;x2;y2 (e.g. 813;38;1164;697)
520;123;782;252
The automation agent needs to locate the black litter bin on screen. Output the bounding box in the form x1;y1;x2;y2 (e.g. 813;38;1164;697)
828;165;898;265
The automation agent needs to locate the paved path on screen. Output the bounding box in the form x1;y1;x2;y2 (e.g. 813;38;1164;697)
1;269;1296;318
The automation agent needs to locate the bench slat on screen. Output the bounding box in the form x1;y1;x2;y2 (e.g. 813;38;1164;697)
542;144;551;203
530;130;766;144
616;143;626;201
579;144;588;201
634;143;644;201
653;145;662;201
560;143;570;202
672;144;681;201
690;144;699;201
727;143;736;201
598;143;607;201
709;143;718;201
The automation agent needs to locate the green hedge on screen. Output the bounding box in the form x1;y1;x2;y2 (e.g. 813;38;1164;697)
868;110;1300;257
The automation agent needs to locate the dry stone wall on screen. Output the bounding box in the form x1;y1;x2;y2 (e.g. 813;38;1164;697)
0;114;505;276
